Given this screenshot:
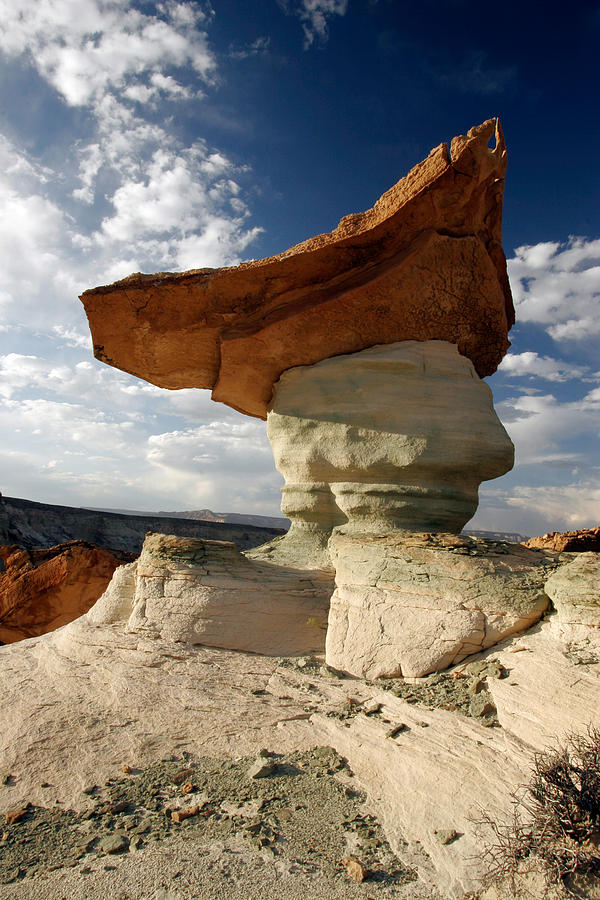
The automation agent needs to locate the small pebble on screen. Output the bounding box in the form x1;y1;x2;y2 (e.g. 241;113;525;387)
434;829;458;845
386;724;408;738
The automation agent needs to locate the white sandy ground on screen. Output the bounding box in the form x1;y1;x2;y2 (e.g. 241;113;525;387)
0;612;599;899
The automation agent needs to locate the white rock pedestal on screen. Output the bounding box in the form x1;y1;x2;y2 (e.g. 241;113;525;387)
252;340;514;570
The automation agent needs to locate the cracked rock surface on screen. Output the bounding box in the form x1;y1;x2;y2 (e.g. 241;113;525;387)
1;603;599;898
326;532;558;678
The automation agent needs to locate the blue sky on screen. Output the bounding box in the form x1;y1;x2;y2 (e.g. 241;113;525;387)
0;0;598;536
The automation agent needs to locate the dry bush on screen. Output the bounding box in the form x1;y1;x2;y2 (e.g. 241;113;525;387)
477;727;600;896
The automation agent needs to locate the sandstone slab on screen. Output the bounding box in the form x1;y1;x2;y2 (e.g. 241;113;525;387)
544;552;600;627
88;533;333;655
0;541;128;643
81;119;512;418
325;532;556;678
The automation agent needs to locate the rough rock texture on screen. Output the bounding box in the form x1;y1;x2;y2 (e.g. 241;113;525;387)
0;494;285;555
250;341;513;569
524;526;600;552
544;552;600;628
325;533;555;678
81;119;513;418
0;601;598;899
89;533;333;655
0;541;128;643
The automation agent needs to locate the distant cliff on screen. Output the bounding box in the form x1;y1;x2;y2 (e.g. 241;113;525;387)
0;496;285;556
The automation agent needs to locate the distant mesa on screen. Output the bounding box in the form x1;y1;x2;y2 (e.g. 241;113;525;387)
0;495;285;557
81;118;512;420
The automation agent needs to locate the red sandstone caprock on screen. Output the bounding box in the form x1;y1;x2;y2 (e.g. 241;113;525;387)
81;118;513;419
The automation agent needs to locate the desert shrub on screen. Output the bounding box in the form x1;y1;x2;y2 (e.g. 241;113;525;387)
478;727;600;895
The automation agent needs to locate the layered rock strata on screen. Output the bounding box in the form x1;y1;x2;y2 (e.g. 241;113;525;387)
0;541;129;643
78;120;525;677
81;119;512;419
88;533;332;656
325;532;556;678
250;341;514;569
0;494;284;555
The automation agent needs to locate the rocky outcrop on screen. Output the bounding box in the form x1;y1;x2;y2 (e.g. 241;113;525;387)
524;526;600;552
0;495;285;555
250;341;514;569
325;532;555;678
81;119;512;419
77;121;529;682
544;552;600;628
88;533;333;656
0;541;130;643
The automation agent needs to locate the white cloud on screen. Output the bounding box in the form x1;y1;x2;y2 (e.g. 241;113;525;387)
0;0;215;107
496;389;600;467
507;237;600;341
280;0;348;48
498;351;592;382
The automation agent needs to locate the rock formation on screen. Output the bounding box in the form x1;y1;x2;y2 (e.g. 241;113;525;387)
75;119;547;678
89;533;332;656
0;541;130;643
524;526;600;552
326;532;554;678
544;552;600;629
81;118;512;419
251;341;513;569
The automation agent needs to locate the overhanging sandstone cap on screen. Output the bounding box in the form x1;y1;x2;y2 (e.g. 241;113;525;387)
80;118;513;419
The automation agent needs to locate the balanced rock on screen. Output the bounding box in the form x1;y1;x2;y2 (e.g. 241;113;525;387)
250;340;514;569
81;118;512;419
326;533;554;678
88;533;332;656
0;541;128;643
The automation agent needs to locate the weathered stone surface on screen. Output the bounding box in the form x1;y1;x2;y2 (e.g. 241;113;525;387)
81;119;512;419
524;526;600;552
544;552;600;627
0;541;128;643
88;533;332;655
250;341;513;569
0;612;598;899
325;533;554;678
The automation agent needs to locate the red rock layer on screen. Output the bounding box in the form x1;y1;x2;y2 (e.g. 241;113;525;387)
523;527;600;553
0;541;131;643
81;119;513;419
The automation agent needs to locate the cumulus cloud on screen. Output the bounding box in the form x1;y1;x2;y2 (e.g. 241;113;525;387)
0;349;284;512
496;388;600;467
474;478;600;537
498;351;593;382
507;237;600;341
0;1;262;331
279;0;348;48
0;0;215;106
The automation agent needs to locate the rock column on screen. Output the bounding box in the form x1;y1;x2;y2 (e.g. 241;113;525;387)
255;340;514;569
